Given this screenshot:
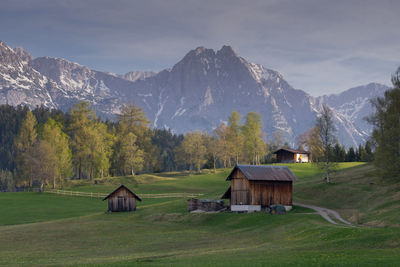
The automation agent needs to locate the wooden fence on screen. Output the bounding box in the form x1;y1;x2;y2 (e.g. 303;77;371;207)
45;189;203;199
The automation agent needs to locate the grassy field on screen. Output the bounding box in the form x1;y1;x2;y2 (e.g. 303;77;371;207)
1;162;400;266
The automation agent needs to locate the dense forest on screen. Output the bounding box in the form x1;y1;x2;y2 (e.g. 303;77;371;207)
0;101;375;191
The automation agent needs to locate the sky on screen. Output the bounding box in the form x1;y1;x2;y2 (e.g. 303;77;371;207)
0;0;399;95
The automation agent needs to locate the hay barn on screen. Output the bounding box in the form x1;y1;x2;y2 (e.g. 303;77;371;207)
221;165;298;212
274;148;310;163
103;185;142;212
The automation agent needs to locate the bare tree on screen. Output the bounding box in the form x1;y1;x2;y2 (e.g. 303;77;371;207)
316;105;336;183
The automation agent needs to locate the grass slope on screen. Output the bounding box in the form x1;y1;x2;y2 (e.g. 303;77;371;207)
0;193;104;225
295;164;400;227
0;162;399;266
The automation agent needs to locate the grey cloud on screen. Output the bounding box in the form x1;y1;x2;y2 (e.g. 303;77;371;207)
0;0;398;94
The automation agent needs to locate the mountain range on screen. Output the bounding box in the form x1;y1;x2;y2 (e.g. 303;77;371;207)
0;40;389;147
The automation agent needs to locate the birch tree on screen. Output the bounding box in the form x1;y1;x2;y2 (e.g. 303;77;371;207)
242;112;265;165
41;118;72;188
316;105;337;183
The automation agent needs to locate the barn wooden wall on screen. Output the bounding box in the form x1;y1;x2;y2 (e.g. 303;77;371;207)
249;181;292;206
231;169;250;205
230;169;293;206
276;150;296;163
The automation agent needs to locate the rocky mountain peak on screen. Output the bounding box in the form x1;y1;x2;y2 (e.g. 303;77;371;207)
13;47;33;63
194;46;207;55
0;40;10;51
30;56;92;90
217;45;238;57
0;41;32;70
0;41;19;65
120;70;156;82
182;46;215;60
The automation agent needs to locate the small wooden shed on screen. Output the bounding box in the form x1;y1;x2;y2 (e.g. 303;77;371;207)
273;148;310;163
103;185;142;212
221;165;298;212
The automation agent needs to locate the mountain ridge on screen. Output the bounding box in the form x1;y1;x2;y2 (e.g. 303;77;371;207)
0;40;389;147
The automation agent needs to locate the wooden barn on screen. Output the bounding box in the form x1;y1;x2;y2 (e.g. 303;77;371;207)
221;165;298;212
103;185;142;212
274;148;310;163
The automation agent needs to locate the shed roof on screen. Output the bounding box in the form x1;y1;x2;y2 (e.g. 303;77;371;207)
273;148;310;155
226;165;298;182
103;185;142;201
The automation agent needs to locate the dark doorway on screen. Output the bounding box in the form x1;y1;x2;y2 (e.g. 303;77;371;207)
118;196;125;211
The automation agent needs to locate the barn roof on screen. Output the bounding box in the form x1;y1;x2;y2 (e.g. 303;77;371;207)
103;185;142;201
226;165;298;182
273;148;310;155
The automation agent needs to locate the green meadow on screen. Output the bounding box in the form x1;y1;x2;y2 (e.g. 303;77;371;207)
1;162;400;266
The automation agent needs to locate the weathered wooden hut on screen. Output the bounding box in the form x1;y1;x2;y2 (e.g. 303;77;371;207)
103;185;142;212
221;165;298;212
274;148;310;163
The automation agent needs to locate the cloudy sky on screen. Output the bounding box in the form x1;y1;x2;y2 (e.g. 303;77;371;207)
1;0;399;95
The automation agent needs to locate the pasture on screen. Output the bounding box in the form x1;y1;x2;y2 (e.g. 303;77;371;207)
1;163;400;266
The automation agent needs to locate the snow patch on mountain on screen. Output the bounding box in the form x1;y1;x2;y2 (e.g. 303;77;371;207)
153;89;168;128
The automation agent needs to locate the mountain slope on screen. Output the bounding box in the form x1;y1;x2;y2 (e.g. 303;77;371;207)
0;41;59;108
0;40;389;146
120;70;156;82
319;83;388;139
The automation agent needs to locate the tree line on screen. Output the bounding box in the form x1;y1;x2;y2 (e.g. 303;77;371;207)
297;125;373;164
0;80;391;191
175;111;268;173
0;103;182;190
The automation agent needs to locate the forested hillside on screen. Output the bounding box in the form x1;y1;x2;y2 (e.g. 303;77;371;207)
0;103;373;192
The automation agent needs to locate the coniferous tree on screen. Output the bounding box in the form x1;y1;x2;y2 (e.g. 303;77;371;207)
368;67;400;179
0;105;29;171
69;102;96;179
346;147;356;162
151;129;183;172
118;105;156;172
14;111;37;186
113;123;143;176
363;141;374;162
333;143;344;162
0;170;15;192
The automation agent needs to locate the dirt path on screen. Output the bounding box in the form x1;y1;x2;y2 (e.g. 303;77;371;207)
294;202;353;226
